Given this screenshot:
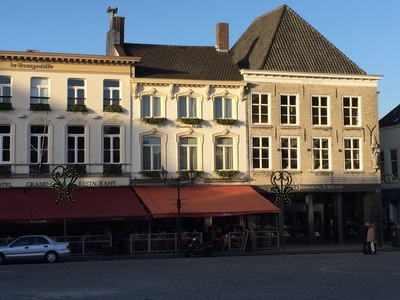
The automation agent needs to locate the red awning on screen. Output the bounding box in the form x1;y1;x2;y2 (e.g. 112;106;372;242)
0;189;33;223
134;185;280;218
0;187;149;223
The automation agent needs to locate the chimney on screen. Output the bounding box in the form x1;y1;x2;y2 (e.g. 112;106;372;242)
106;7;125;56
216;23;229;52
114;16;125;45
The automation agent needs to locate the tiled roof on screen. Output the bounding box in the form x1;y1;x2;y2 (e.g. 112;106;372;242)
230;5;366;75
123;43;242;81
379;104;400;128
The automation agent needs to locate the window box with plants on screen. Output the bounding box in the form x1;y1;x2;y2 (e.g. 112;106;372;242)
67;104;88;112
177;170;203;179
177;117;202;125
215;170;239;180
0;102;13;110
139;170;161;179
103;105;123;113
30;103;51;111
141;117;166;125
103;164;122;175
214;118;237;126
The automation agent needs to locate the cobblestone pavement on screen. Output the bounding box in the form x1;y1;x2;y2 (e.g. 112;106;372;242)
0;252;399;299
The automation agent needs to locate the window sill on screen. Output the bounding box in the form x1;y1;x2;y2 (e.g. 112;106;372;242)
280;125;301;129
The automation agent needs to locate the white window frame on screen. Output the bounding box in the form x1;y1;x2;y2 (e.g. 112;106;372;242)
103;79;121;107
139;89;165;118
343;96;360;126
343;138;361;170
141;135;162;171
312;137;330;170
280;94;298;125
30;124;49;164
251;93;270;124
311;95;329;126
179;136;198;170
103;125;122;164
30;77;49;104
0;125;11;163
280;137;299;170
0;76;12;104
213;90;237;120
252;136;270;170
67;125;86;164
68;78;86;106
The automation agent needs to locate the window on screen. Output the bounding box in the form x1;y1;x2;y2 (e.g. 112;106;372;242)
68;79;85;106
142;96;161;117
30;77;49;104
391;150;398;176
0;76;11;104
103;80;120;107
251;94;269;124
67;126;85;164
215;137;233;170
281;137;298;170
311;96;328;126
312;138;330;170
344;138;361;170
30;125;48;164
142;136;161;170
380;151;385;180
252;136;270;169
214;97;232;119
103;126;120;164
343;96;359;126
0;125;11;163
280;94;297;125
179;137;197;170
178;96;197;118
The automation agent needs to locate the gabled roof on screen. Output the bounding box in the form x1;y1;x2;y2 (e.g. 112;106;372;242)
123;43;242;81
230;4;365;75
379;104;400;128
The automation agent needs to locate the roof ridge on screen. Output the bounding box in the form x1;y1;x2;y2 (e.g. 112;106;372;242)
124;42;214;49
260;5;287;69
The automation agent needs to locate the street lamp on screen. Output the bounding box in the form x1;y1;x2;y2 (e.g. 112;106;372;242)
51;166;78;242
270;170;292;251
160;166;196;253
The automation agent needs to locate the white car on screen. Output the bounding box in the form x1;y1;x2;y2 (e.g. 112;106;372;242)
0;235;70;263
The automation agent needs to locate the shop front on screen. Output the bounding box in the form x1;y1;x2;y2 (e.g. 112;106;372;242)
256;183;381;245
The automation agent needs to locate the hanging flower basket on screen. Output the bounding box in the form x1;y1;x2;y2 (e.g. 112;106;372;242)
141;117;166;125
103;105;123;113
215;170;239;180
0;103;13;110
214;118;237;125
67;104;88;112
177;118;202;125
30;103;51;111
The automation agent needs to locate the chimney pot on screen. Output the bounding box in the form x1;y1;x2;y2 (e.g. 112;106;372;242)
216;23;229;52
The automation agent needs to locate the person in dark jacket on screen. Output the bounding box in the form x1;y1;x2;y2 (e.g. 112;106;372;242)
361;222;370;254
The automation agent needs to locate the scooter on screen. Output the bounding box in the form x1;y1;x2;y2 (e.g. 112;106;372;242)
184;236;214;257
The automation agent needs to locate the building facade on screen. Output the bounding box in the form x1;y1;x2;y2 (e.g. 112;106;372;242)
230;5;382;244
379;104;400;240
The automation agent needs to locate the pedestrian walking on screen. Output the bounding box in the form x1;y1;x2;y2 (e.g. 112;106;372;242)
367;223;377;254
362;222;370;254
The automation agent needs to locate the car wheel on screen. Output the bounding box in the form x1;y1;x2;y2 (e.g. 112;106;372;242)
44;251;58;263
0;253;5;264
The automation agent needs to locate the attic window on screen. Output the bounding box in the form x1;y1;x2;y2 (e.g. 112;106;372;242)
393;117;400;123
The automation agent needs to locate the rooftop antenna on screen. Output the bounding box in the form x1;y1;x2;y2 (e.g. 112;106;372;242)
107;7;118;30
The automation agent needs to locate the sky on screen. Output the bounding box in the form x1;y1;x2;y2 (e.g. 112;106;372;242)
1;0;398;118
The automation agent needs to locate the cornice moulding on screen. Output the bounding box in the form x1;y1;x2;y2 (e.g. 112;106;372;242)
131;78;246;87
241;70;382;87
